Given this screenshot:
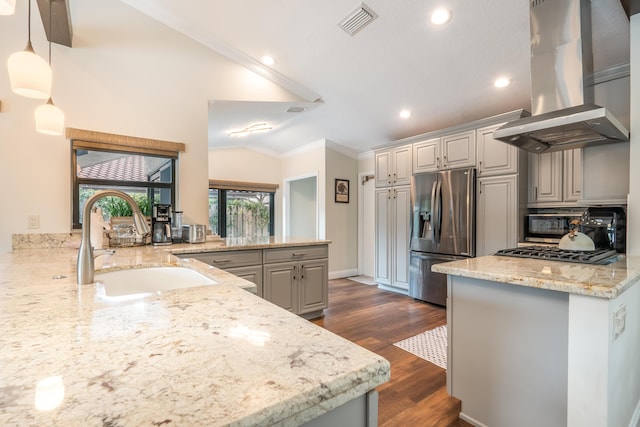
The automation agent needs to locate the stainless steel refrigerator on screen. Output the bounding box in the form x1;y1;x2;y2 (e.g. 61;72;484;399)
409;168;475;306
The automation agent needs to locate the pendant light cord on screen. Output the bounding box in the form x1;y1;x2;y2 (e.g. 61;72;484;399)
27;0;31;43
48;0;51;65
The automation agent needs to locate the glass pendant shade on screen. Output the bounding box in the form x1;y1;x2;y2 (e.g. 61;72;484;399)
35;98;65;135
0;0;16;15
7;42;52;99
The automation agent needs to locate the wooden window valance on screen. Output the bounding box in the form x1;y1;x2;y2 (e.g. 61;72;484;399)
67;127;186;158
209;179;279;193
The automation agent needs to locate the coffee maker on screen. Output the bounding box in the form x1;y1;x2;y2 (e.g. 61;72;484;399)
151;204;173;245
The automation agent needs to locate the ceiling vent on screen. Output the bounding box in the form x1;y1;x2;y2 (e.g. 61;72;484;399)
339;3;378;36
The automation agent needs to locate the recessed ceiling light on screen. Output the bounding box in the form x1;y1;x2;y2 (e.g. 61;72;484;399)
494;77;511;88
399;110;411;119
260;55;276;66
431;9;452;25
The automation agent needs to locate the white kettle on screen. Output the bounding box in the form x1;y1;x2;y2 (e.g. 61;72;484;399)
558;219;595;251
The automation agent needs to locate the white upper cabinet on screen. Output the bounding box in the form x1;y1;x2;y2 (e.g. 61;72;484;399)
413;130;476;173
528;149;583;206
375;144;412;187
477;124;519;177
563;148;583;202
441;130;476;170
412;138;440;173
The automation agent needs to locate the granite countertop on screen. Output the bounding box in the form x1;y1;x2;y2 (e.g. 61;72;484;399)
432;254;640;299
0;243;389;426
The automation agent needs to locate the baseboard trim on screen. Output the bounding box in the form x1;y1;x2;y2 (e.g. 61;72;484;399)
459;412;488;427
376;283;409;296
329;269;359;280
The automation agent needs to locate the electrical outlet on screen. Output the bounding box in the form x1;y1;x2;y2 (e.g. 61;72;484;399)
27;215;40;229
613;304;626;340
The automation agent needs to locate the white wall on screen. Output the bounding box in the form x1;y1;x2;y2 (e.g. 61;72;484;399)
281;142;326;238
358;153;375;276
629;14;640;256
325;146;358;278
0;0;295;252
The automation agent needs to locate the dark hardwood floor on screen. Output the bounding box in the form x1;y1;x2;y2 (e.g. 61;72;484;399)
312;278;472;427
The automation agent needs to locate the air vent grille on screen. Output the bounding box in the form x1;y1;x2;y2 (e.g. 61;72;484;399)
339;3;378;36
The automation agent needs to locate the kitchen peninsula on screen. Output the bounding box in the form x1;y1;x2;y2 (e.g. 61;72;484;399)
433;255;640;427
0;237;390;426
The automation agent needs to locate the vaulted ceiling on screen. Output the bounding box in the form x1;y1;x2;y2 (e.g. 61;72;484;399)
118;0;630;156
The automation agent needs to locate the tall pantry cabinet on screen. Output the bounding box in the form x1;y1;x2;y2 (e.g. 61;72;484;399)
374;145;412;292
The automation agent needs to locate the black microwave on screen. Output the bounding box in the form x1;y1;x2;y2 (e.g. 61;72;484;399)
524;212;583;243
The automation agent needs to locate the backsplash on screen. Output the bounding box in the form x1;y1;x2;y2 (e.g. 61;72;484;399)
12;233;81;250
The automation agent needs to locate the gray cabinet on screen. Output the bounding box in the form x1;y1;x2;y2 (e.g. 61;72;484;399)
413;130;476;173
476;123;528;256
263;245;329;319
375;144;412;187
476;175;520;256
477;124;519;176
528;149;582;206
182;249;263;296
374;186;410;292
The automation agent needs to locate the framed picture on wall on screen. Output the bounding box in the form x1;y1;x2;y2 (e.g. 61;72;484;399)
335;179;349;203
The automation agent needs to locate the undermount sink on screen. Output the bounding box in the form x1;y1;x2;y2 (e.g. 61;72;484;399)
94;266;216;299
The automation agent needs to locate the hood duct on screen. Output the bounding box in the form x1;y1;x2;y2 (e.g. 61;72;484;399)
493;0;629;153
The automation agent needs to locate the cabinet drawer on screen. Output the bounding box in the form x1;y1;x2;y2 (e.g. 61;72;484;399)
187;250;262;268
263;245;328;263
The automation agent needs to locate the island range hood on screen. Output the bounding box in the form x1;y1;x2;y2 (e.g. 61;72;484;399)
493;0;629;153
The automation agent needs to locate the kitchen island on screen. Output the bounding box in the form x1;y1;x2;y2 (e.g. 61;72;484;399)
0;239;389;426
433;255;640;427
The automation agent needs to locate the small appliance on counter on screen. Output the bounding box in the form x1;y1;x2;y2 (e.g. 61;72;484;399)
171;211;183;243
152;204;173;246
182;224;206;244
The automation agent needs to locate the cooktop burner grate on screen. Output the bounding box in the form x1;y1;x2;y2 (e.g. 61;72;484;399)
494;246;619;265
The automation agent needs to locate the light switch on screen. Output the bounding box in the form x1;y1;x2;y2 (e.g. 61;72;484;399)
28;215;39;229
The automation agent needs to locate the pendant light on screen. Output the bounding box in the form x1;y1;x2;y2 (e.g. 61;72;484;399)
7;0;52;99
0;0;16;15
35;0;64;135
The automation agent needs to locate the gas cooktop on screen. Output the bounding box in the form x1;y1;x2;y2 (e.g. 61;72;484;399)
494;246;619;265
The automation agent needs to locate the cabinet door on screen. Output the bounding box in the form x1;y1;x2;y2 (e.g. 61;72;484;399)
374;188;392;286
391;186;411;290
226;265;263;297
298;259;328;314
375;151;392;187
263;262;297;313
392;145;413;186
413;138;441;173
563;149;583;202
477;124;518;177
529;152;563;203
477;175;518;256
442;130;476;169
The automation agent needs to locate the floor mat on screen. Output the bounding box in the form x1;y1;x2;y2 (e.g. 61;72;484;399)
393;325;447;370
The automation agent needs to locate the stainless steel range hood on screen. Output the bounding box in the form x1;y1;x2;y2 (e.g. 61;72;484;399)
493;0;629;153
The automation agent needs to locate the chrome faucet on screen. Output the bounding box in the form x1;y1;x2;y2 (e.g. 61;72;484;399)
77;190;150;284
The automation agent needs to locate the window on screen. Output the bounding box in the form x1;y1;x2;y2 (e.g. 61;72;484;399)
209;180;278;238
69;128;184;229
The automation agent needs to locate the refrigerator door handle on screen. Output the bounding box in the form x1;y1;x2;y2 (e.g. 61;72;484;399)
434;179;442;245
430;179;438;243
